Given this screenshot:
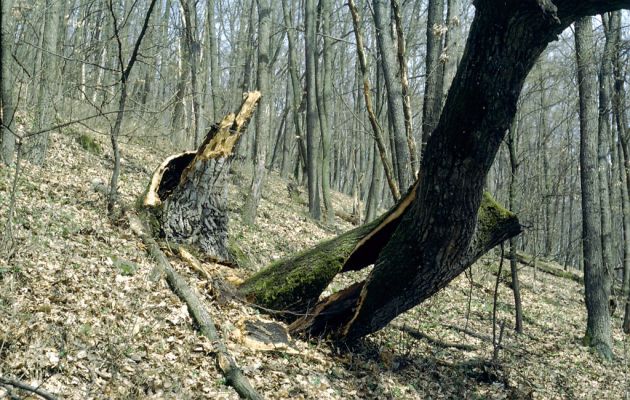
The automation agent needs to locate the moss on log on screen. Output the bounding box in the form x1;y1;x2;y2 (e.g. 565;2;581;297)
240;189;521;323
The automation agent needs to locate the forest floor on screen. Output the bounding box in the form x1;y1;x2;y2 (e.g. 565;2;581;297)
0;129;629;400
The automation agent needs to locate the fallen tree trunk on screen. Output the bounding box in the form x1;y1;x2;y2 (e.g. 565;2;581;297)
143;92;261;262
515;251;584;284
240;1;629;342
239;188;521;323
129;215;263;400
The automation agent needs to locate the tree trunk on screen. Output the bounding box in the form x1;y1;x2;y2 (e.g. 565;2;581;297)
609;10;630;333
597;13;615;284
317;0;334;224
241;0;628;341
575;16;613;360
0;0;15;165
305;0;321;220
347;0;400;201
507;118;524;333
242;0;271;225
390;0;418;174
281;0;307;178
372;0;411;190
206;0;220;121
420;0;445;155
180;0;201;146
26;0;61;164
107;0;158;215
145;92;261;260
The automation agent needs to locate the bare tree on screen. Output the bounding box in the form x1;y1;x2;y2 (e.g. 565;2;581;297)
107;0;158;215
575;16;613;360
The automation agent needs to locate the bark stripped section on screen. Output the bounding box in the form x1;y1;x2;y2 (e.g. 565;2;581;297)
144;91;261;261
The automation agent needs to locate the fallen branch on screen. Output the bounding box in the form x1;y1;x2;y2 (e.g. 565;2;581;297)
515;251;583;284
393;325;477;351
129;214;263;400
0;376;58;400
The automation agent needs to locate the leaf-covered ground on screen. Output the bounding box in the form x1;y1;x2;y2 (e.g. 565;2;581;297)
1;130;628;399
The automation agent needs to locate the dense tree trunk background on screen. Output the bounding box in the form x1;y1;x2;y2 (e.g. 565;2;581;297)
1;0;629;347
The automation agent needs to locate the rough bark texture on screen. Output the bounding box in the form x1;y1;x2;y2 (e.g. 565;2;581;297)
240;188;520;318
243;0;629;341
575;16;613;360
0;0;15;165
372;0;411;190
145;92;261;261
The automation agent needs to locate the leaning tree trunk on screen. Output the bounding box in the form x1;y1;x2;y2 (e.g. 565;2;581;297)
143;92;261;261
240;0;629;341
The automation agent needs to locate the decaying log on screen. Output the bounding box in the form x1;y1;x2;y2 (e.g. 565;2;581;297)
514;251;583;284
129;215;263;400
143;92;261;262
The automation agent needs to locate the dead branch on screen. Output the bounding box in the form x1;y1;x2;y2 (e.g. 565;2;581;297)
129;214;263;400
0;376;58;400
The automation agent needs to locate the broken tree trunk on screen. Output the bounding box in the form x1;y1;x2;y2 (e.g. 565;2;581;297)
144;92;261;262
239;185;521;321
241;1;629;342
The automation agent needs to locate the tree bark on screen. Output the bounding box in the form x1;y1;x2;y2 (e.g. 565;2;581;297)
507;118;524;333
421;0;445;155
305;0;321;220
146;92;261;260
372;0;411;190
242;0;272;225
317;0;335;224
575;16;613;360
597;13;615;284
347;0;400;201
0;0;15;165
243;0;629;341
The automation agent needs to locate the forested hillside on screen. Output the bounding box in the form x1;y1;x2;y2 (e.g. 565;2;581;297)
1;0;630;399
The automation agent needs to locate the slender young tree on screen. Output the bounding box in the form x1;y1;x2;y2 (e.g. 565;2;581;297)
507;118;524;333
305;0;321;219
107;0;158;215
317;0;335;224
421;0;445;154
242;0;272;224
0;0;15;165
372;0;411;190
26;0;62;164
575;16;613;360
206;0;220;121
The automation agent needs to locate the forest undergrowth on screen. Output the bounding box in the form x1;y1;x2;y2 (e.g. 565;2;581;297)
0;129;629;399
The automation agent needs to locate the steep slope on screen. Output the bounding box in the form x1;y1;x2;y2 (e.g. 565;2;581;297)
0;129;628;399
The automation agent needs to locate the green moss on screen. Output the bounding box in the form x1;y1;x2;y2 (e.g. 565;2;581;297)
77;134;102;154
228;237;251;268
112;256;139;276
239;230;362;312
